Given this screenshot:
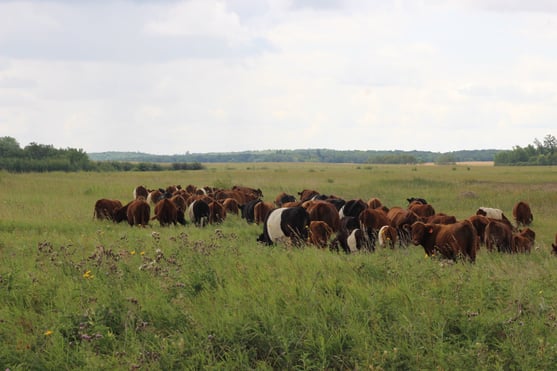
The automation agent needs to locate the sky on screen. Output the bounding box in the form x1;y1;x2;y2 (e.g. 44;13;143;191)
0;0;556;155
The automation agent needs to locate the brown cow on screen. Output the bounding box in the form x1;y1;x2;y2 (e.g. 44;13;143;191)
222;198;240;215
133;185;149;200
485;219;513;253
377;225;398;249
93;199;123;221
298;189;320;202
308;220;334;248
388;207;419;246
410;220;478;262
512;201;533;227
152;198;178;226
426;214;457;225
359;208;390;250
408;202;435;220
367;197;383;209
208;200;227;224
304;200;340;232
126;198;151;227
274;192;296;207
512;227;535;253
552;233;557;255
467;214;490;245
254;201;274;225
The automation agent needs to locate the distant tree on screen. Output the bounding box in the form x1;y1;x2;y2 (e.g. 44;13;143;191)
0;136;23;157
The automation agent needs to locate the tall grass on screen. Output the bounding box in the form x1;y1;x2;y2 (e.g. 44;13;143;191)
0;164;557;369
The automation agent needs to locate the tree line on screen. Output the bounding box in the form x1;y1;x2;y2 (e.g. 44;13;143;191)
0;137;203;173
494;134;557;166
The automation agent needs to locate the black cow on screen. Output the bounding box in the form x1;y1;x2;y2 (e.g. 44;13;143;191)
240;198;262;224
407;197;428;205
257;207;310;246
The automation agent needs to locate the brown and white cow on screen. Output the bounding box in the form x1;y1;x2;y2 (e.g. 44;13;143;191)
512;201;533;227
93;199;123;221
410;220;478;262
377;225;398;249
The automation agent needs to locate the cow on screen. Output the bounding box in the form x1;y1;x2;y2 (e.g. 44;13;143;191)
359;208;390;250
240;199;262;224
304;200;341;232
552;233;557;255
133;185;149;200
222;198;240;215
274;192;296;207
254;201;274;225
232;185;263;199
410;220;478;262
476;207;513;229
331;216;365;253
377;225;398;249
426;214;457;225
512;201;533;227
257;206;310;246
367;197;383;209
484;219;513;253
188;199;210;227
298;189;321;202
387;207;419;247
408;202;435;220
93;199;123;221
152;198;178;226
126;198;151;227
468;214;490;245
339;199;367;219
407;197;428;205
147;189;165;205
169;194;187;225
512;227;535;253
208;200;227;224
308;220;334;248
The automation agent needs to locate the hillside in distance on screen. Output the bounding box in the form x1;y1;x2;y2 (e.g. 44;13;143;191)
88;148;501;164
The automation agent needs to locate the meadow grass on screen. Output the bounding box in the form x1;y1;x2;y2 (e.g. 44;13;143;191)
0;164;557;369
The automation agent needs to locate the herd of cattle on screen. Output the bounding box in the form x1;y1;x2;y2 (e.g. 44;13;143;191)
93;184;557;262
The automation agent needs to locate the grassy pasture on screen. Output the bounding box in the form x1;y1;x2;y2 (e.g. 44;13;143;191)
1;163;557;370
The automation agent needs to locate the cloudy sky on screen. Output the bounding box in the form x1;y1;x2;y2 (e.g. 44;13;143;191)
1;0;556;154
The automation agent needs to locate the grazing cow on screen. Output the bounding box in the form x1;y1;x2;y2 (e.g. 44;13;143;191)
188;199;210;227
274;192;296;207
232;185;263;199
304;200;341;232
298;189;321;202
254;201;274;225
387;207;420;246
359;208;390;250
147;189;165;205
552;233;557;255
331;216;364;253
408;202;435;220
93;199;123;221
325;197;346;211
407;197;428;205
512;228;535;253
467;214;490;245
367;197;383;209
484;219;513;253
222;198;240;215
426;214;457;225
126;199;151;227
476;207;513;228
410;220;478;262
308;220;334;248
240;199;262;224
377;225;398;249
339;199;367;219
257;206;310;246
208;200;226;224
512;201;533;227
133;185;149;200
152;198;178;226
170;194;187;225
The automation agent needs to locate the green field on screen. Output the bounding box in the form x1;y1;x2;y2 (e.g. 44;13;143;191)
1;164;557;369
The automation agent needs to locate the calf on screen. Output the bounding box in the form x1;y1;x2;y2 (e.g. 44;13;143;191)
308;220;334;248
512;228;535;253
410;220;478;262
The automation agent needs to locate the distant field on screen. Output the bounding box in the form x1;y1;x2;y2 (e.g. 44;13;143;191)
1;164;557;369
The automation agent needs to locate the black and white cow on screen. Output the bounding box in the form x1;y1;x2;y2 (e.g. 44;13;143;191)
187;199;210;227
339;199;367;219
257;206;310;245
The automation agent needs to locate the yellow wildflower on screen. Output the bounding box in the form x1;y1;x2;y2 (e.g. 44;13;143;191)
83;270;94;279
131;250;136;255
44;330;54;336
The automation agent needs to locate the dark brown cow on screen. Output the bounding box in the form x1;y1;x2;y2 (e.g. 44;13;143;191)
133;185;149;200
359;208;390;250
308;220;334;248
512;227;535;253
467;214;490;245
93;199;123;221
304;200;341;232
126;199;151;227
222;198;240;215
485;219;513;253
410;220;478;262
208;200;227;224
512;201;533;227
152;198;178;226
254;201;274;225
